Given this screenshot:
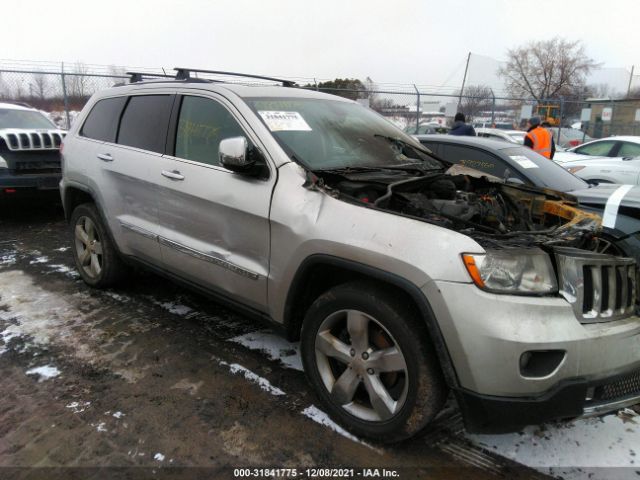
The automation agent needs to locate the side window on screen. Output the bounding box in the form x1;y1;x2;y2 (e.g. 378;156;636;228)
80;97;127;142
439;145;517;180
418;141;440;156
175;96;247;166
575;140;615;157
618;142;640;158
117;95;174;153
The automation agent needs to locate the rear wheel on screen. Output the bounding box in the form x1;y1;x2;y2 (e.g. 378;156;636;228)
70;203;125;287
301;282;446;442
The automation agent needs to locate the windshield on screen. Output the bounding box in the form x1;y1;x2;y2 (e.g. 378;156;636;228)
245;97;443;171
501;147;588;191
0;109;56;129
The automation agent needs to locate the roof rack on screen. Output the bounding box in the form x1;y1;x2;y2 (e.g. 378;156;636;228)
126;71;178;83
174;67;297;87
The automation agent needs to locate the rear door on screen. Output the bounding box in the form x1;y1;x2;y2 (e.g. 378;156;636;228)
97;91;175;264
156;92;275;311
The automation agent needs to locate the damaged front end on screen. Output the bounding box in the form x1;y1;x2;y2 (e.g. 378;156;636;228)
309;164;602;251
308;164;638;315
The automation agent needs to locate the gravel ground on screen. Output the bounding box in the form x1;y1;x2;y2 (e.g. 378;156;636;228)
0;196;628;480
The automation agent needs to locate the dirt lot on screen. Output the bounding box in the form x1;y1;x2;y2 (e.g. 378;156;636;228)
0;197;635;480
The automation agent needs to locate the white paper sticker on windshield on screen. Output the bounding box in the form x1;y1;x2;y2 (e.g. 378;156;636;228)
258;111;312;132
509;155;539;169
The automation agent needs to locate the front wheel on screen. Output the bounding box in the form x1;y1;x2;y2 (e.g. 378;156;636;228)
301;282;446;443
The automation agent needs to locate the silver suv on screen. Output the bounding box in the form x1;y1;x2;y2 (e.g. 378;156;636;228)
60;69;640;442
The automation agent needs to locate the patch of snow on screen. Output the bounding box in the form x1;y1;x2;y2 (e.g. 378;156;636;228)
29;256;49;264
112;411;125;419
147;297;193;316
54;247;70;252
301;405;380;452
230;330;303;371
95;422;107;432
0;252;17;266
103;291;131;302
66;401;91;413
26;365;60;381
47;264;80;278
218;360;285;396
468;411;640;474
154;453;165;461
0;328;21;355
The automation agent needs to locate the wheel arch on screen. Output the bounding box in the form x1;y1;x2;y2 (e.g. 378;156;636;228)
283;254;459;387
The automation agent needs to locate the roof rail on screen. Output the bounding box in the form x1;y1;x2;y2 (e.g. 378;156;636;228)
126;71;177;83
174;67;297;87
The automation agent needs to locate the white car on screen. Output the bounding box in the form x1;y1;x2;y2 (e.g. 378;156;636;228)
555;156;640;185
554;136;640;161
475;128;526;144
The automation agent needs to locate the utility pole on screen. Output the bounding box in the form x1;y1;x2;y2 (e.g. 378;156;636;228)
457;52;471;110
627;65;635;97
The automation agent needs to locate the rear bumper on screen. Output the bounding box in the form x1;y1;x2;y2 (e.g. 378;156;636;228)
456;364;640;433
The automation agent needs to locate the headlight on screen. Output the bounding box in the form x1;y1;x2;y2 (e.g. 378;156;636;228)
0;155;7;169
462;248;557;295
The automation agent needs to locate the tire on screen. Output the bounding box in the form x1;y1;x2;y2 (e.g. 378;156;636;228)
301;281;447;443
69;203;125;288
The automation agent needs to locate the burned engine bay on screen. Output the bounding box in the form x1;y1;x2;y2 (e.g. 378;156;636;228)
308;166;604;250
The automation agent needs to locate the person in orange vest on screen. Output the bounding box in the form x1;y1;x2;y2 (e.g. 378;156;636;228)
524;116;555;159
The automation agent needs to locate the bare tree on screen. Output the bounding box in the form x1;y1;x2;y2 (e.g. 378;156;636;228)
498;37;599;100
585;83;622;99
455;84;493;120
68;62;89;98
32;72;50;100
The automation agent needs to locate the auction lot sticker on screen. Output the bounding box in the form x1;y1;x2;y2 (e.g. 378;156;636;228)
259;111;312;131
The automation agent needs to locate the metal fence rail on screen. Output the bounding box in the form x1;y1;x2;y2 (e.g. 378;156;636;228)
1;64;639;140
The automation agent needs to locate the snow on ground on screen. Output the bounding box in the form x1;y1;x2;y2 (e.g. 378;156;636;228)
229;330;303;371
25;365;61;381
468;410;640;477
146;297;193;316
217;359;285;396
65;401;91;414
301;405;381;452
29;256;49;264
154;453;165;461
0;252;17;266
46;264;80;278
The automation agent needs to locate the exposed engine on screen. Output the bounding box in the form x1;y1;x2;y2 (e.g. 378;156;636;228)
308;166;603;249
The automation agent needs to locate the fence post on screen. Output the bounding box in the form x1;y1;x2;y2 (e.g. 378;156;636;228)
414;84;420;131
556;97;564;144
61;62;71;129
490;88;496;126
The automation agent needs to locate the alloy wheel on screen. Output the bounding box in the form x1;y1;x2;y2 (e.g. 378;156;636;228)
74;216;103;279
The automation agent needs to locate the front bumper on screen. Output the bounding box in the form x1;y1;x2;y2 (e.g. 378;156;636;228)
424;280;640;431
0;172;61;192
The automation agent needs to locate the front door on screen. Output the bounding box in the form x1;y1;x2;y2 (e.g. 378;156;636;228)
156;93;274;311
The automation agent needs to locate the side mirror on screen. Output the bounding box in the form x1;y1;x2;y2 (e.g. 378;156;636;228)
219;137;255;173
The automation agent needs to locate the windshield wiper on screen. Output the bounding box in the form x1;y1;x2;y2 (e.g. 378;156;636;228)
373;134;435;156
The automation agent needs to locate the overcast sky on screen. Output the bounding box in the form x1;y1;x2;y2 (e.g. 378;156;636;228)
3;0;639;90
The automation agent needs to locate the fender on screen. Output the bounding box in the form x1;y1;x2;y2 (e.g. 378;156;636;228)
283;254;459;388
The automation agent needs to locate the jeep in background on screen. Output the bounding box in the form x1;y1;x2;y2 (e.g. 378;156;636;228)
60;69;640;442
0;102;66;197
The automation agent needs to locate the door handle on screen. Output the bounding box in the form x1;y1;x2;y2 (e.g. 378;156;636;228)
161;169;185;180
97;153;113;162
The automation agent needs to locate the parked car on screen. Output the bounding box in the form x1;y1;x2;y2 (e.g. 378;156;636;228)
403;123;449;135
554;136;640;161
61;69;640;441
476;127;526;144
548;127;593;148
0;102;66;197
556;156;640;185
414;134;640;264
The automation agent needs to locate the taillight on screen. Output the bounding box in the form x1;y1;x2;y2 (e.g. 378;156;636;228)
568;140;580;147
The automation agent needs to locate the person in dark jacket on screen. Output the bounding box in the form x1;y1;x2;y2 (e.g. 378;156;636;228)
449;113;476;136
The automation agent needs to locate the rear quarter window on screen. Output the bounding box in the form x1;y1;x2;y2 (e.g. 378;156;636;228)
117;95;174;153
80;97;127;142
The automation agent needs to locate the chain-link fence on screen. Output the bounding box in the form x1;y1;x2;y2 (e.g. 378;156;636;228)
2;61;639;143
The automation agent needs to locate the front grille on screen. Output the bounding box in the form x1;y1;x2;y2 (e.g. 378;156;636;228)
593;370;640;402
1;131;63;151
555;247;637;323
